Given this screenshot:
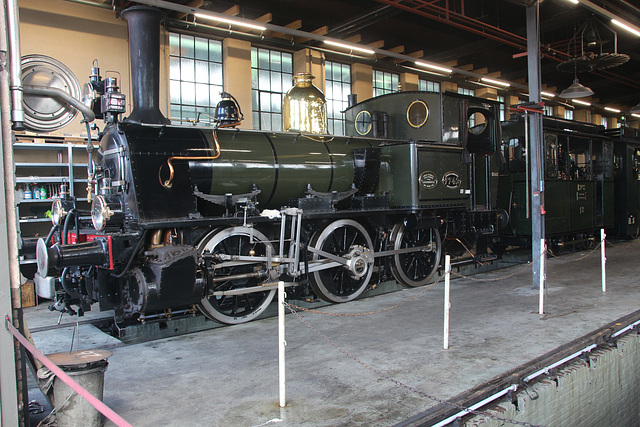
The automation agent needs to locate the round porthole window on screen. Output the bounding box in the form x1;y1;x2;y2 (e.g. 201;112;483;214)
355;110;372;135
407;100;429;128
468;111;489;135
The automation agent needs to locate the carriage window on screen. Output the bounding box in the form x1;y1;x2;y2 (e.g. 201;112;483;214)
545;134;558;179
568;141;591;180
634;149;640;181
603;142;613;179
407;100;429;128
592;142;603;179
506;137;526;172
355;110;372;135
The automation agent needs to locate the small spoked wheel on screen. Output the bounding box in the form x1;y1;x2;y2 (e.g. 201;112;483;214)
309;219;374;303
389;223;441;287
197;227;275;324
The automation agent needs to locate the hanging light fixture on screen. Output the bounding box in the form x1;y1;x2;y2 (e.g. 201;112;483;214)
631;102;640;114
559;78;595;98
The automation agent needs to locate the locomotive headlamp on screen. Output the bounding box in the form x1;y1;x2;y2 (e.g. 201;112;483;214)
51;197;75;226
91;195;123;231
51;198;66;226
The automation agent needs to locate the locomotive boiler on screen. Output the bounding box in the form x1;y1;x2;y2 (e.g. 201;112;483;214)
35;6;506;325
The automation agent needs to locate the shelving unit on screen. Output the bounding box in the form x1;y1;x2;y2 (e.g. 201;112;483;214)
13;133;97;271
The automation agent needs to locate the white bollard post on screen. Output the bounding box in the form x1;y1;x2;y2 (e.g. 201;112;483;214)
539;239;545;315
601;229;606;293
443;255;451;350
278;281;286;407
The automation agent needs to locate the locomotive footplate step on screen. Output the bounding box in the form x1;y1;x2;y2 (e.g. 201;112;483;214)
22;240;640;426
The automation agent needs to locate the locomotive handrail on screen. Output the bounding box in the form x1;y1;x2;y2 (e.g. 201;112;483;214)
158;124;234;188
159;155;220;189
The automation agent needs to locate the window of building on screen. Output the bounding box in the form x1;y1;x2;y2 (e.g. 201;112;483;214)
251;47;293;131
419;79;440;93
457;87;475;97
565;109;574;120
602;117;608;127
497;95;506;121
458;87;477;126
169;33;223;125
373;70;399;96
544;105;553;116
325;61;351;135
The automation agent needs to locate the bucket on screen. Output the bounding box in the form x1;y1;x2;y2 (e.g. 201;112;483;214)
46;350;112;427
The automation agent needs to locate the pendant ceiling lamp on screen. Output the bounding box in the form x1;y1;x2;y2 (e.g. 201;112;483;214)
630;102;640;114
559;78;595;99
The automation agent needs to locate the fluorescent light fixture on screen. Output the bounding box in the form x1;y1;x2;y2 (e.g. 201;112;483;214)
415;61;452;74
611;19;640;37
604;107;621;113
194;13;267;31
324;40;375;55
481;77;510;87
573;99;591;106
566;0;579;4
541;91;556;98
632;114;640;119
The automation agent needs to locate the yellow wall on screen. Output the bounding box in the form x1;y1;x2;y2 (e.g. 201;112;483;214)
19;0;170;135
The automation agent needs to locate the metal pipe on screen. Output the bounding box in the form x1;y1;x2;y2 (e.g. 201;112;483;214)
524;344;598;383
23;85;96;122
431;384;518;427
63;0;113;9
0;0;20;423
0;0;21;301
539;238;545;315
278;280;286;408
600;229;606;293
524;111;530;219
443;255;451;350
5;0;23;130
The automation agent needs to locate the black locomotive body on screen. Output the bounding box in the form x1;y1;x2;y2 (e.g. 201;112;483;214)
36;90;505;324
33;6;640;326
34;6;508;324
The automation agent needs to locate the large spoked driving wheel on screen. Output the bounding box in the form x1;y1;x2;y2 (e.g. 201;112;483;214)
309;219;374;303
197;227;275;324
389;224;441;287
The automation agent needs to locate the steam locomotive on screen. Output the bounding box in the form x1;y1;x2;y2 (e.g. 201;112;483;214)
33;6;640;326
33;6;506;324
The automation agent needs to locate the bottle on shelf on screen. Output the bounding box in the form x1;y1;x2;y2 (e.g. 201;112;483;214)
39;185;47;199
32;183;40;200
15;184;24;202
24;184;32;200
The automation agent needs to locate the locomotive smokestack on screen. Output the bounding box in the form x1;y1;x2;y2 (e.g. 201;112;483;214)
121;6;170;125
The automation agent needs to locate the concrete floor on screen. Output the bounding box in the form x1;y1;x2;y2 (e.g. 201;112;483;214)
26;239;640;427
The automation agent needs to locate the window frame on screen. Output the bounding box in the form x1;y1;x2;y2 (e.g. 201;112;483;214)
251;46;294;131
168;32;223;125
